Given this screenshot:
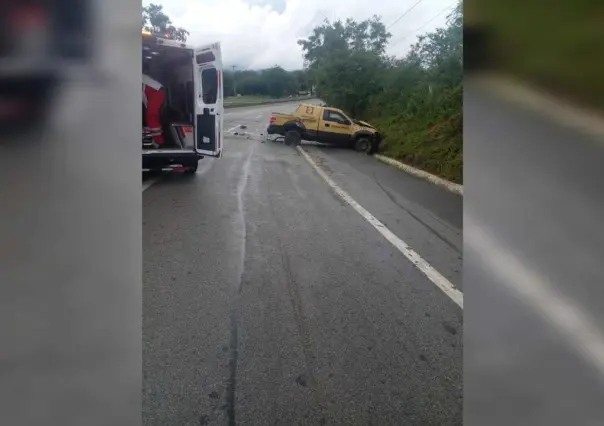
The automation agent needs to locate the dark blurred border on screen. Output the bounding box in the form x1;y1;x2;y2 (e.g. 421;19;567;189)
464;1;604;425
0;1;142;425
464;0;604;110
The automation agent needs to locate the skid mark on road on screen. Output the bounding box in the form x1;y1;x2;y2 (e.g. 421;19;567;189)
298;146;463;309
279;248;328;422
263;173;329;423
226;143;254;426
372;171;461;254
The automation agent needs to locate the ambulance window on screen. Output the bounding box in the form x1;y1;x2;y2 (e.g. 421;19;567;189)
201;68;217;104
196;52;216;64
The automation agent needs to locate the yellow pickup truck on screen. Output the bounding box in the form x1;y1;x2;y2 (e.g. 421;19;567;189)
266;103;381;154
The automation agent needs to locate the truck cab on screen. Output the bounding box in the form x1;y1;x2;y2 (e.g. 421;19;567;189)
267;103;380;154
142;31;223;174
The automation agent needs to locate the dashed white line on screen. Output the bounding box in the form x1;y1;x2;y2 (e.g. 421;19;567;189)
466;215;604;380
297;146;463;308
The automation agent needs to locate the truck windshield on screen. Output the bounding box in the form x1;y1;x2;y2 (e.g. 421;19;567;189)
323;109;348;123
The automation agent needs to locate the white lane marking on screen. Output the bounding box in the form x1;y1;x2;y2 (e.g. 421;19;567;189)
142;177;160;192
226;124;241;133
298;146;463;309
466;216;604;380
479;74;604;143
255;114;263;119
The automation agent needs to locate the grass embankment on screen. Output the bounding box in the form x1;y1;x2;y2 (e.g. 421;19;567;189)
479;0;604;110
368;85;463;184
376;116;462;184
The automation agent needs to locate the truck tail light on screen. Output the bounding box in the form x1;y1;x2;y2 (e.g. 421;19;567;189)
269;115;276;124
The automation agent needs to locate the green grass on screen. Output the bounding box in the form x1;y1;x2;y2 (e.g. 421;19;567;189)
368;86;463;184
476;0;604;109
376;114;463;184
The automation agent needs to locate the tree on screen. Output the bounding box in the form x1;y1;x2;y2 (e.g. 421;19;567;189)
298;16;391;71
142;3;190;42
297;16;391;117
262;66;296;98
291;70;310;93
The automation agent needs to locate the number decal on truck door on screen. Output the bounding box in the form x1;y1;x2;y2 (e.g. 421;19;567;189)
194;42;223;158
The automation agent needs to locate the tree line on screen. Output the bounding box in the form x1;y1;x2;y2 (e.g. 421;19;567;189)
298;4;462;182
223;68;311;98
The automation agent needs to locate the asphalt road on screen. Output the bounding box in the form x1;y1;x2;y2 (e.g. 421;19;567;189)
143;100;463;425
464;78;604;425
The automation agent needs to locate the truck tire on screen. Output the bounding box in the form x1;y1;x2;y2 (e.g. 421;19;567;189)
184;162;198;174
354;137;371;154
284;129;302;146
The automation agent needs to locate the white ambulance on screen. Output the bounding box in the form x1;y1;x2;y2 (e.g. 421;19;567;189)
142;30;223;174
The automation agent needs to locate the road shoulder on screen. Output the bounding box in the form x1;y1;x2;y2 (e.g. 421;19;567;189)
374;154;463;196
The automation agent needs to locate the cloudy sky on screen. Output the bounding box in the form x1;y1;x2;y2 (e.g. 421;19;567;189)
143;0;455;70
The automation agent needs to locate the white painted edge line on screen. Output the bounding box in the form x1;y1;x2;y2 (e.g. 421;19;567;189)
142;177;160;192
298;146;463;309
479;74;604;143
374;154;463;196
466;216;604;380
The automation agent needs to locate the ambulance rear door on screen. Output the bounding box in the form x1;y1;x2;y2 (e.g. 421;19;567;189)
193;42;223;157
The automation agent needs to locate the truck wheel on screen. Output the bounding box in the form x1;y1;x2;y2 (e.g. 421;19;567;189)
184;162;198;174
284;130;301;146
354;137;371;153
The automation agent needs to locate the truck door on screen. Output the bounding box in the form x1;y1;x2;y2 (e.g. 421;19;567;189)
319;109;352;145
193;42;223;157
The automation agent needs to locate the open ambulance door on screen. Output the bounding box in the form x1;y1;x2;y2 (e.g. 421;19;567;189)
194;42;223;157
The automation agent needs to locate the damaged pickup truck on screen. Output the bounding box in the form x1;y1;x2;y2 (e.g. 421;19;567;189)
266;103;381;154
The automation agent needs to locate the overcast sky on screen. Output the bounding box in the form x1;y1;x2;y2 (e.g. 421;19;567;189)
143;0;455;70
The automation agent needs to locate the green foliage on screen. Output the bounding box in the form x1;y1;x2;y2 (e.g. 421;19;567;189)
142;3;190;42
223;67;311;99
298;4;463;183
